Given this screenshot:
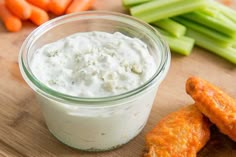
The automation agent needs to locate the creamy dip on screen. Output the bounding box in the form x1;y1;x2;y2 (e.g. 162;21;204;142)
28;31;162;151
30;31;156;97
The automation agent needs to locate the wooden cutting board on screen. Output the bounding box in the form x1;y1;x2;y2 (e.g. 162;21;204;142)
0;0;236;156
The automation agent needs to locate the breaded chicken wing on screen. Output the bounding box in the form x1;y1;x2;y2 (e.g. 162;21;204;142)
186;76;236;141
144;105;211;157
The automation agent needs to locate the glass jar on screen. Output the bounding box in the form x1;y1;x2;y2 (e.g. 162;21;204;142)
19;11;171;151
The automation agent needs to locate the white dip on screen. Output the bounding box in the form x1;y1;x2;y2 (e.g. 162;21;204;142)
30;31;159;151
31;31;156;97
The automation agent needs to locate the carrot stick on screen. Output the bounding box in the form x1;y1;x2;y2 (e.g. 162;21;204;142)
0;2;22;32
222;0;232;6
5;0;31;20
29;4;49;26
66;0;95;14
49;0;72;16
26;0;50;11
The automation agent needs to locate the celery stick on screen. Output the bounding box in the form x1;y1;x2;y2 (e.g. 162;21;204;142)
181;12;236;38
122;0;152;7
155;27;195;55
130;0;182;15
210;0;236;24
199;5;236;26
131;0;206;23
215;12;236;26
173;16;234;47
199;2;236;25
233;42;236;48
163;34;195;56
198;7;220;17
186;28;236;64
152;18;186;37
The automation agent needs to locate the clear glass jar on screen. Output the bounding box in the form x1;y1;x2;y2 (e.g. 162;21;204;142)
19;11;171;151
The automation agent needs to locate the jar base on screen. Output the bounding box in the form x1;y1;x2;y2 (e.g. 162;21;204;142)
48;127;142;152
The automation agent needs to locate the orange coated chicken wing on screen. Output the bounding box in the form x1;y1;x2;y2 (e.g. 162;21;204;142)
144;105;211;157
186;76;236;142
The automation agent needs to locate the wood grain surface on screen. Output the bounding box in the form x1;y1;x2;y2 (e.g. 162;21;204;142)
0;0;236;157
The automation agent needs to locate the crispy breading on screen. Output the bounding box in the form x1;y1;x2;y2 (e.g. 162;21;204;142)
144;105;211;157
186;76;236;142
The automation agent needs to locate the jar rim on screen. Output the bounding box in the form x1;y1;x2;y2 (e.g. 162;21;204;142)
19;11;171;104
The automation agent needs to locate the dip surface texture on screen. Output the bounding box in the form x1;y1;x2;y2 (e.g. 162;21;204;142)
31;31;156;97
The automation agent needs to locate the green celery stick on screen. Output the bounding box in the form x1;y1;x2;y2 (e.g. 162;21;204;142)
210;0;236;23
186;28;236;64
155;27;195;56
181;12;236;38
198;6;220;17
215;12;236;26
122;0;152;7
199;5;236;26
172;16;234;47
131;0;206;23
233;42;236;48
130;0;182;15
198;2;236;25
152;18;186;37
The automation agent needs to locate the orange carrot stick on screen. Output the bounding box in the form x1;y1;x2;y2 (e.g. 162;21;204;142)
66;0;95;14
0;2;22;32
29;4;49;26
49;0;72;16
5;0;31;20
26;0;50;11
222;0;232;6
